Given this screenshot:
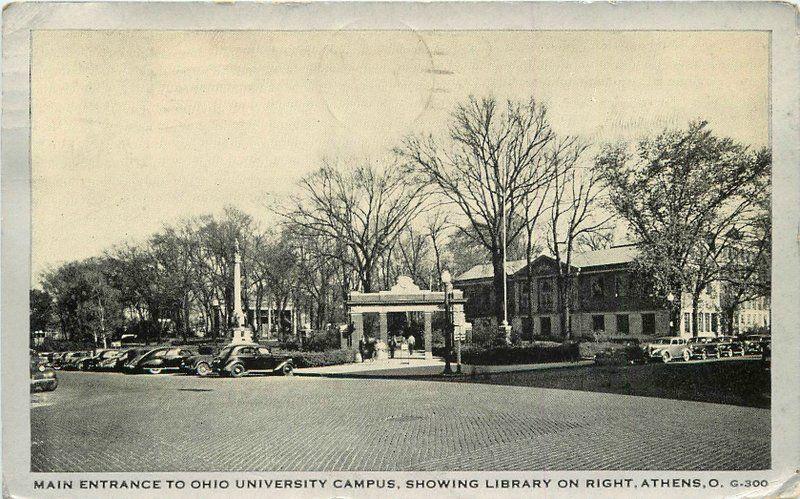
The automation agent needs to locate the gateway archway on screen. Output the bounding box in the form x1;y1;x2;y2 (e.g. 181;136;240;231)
343;276;465;359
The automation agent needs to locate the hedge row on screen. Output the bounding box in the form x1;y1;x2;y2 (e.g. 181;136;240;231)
459;343;580;366
276;348;357;368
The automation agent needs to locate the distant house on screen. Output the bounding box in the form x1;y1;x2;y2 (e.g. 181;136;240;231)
453;244;770;339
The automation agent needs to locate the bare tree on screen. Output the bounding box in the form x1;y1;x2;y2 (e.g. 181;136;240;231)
576;229;614;251
425;210;450;290
398;96;558;323
286;160;427;292
547;142;611;338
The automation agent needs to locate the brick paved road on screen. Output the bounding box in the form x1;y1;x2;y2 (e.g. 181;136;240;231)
31;370;769;472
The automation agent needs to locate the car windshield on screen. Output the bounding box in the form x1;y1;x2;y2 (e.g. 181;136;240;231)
651;338;671;345
218;346;235;358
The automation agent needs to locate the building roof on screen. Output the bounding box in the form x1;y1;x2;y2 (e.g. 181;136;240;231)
453;259;528;282
570;245;638;268
454;245;638;282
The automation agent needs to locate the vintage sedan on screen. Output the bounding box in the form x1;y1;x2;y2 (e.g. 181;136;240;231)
179;345;219;377
30;356;58;392
99;347;147;371
77;349;121;371
743;335;770;355
645;337;689;363
50;352;69;369
685;336;720;360
211;344;294;377
123;347;195;374
716;336;746;357
761;338;771;369
60;351;92;371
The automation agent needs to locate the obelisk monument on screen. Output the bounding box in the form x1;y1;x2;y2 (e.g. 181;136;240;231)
231;239;253;344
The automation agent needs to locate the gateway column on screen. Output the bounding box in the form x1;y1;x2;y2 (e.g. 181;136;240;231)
349;312;364;349
423;311;433;359
378;312;389;343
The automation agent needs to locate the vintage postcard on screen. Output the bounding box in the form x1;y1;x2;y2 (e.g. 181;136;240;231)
3;2;798;498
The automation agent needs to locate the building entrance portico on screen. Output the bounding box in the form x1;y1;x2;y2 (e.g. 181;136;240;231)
344;276;465;359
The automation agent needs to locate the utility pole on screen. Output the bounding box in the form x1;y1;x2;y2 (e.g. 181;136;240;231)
97;275;107;349
499;159;512;345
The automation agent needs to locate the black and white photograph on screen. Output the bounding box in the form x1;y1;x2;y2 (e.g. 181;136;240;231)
4;2;799;497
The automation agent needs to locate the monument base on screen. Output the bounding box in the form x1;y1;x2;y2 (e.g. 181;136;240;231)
231;327;254;344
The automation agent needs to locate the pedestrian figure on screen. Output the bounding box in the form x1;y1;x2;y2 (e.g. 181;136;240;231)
388;335;397;359
407;334;416;356
358;336;367;363
370;337;378;361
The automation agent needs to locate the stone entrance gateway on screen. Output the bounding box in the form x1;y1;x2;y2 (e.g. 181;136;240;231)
343;276;465;359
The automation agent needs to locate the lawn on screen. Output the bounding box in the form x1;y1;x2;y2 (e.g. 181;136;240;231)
450;358;770;408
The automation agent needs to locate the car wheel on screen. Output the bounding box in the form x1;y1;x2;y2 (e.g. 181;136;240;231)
147;368;163;375
281;364;294;376
682;350;691;362
661;352;672;363
229;363;245;378
196;362;211;377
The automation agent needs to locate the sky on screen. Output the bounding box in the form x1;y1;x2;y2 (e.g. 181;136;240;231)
31;30;769;280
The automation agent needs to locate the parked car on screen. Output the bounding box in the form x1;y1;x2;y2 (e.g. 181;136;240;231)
761;338;771;369
179;345;219;377
60;351;92;370
77;349;121;370
742;335;770;355
685;336;720;360
594;344;648;365
99;347;148;371
211;344;294;377
645;337;689;363
36;352;55;366
50;352;70;370
716;336;746;357
30;355;58;392
123;347;195;374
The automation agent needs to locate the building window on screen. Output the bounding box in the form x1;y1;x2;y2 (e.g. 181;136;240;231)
539;316;552;337
711;313;718;333
683;313;691;334
518;281;530;313
705;313;711;332
592;314;605;333
539;279;554;311
591;277;605;298
616;314;630;335
614;275;628;297
642;313;656;335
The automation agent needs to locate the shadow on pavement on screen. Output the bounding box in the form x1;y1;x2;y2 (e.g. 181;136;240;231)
303;358;770;409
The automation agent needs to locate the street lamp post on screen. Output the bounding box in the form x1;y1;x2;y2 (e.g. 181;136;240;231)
212;297;220;342
441;270;454;375
667;292;677;336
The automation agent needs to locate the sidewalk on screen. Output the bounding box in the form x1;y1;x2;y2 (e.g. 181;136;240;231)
295;357;593;377
295;356;445;376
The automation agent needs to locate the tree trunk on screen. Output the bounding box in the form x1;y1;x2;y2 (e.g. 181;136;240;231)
722;306;735;335
556;274;569;339
362;263;374;293
690;290;701;338
182;294;190;341
491;250;506;325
